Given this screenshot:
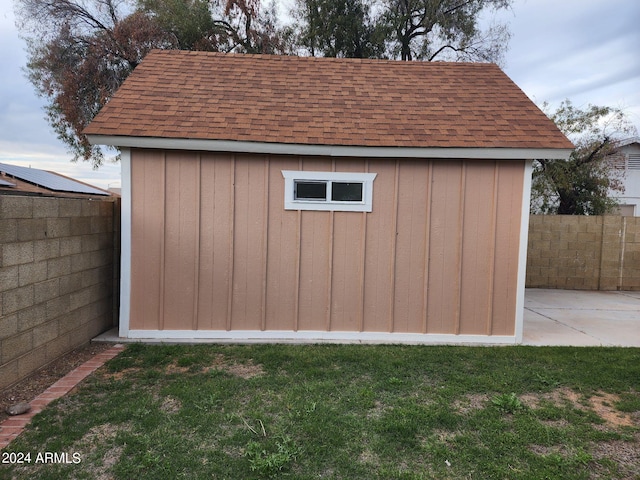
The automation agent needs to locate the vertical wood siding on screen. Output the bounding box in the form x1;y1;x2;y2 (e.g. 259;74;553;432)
130;150;164;330
197;153;234;330
130;150;524;335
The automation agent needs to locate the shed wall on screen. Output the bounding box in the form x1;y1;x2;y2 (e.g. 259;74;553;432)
129;150;524;336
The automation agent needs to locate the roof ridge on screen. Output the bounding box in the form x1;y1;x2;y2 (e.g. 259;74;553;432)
144;49;499;68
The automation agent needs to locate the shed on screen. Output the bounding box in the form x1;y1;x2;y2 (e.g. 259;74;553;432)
85;50;573;344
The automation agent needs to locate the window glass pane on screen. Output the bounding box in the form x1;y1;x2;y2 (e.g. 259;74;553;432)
295;181;327;200
331;182;363;202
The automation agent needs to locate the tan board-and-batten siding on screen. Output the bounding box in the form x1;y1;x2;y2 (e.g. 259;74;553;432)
128;149;524;338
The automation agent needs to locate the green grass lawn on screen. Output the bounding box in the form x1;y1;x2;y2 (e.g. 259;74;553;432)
1;344;639;479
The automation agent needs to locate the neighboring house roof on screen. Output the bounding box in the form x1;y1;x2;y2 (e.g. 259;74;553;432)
85;50;573;158
0;162;110;197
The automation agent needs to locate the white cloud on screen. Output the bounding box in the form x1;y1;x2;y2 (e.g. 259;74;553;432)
494;0;640;131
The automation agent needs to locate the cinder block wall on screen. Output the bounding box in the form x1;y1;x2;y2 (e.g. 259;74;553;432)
0;195;119;390
527;215;640;291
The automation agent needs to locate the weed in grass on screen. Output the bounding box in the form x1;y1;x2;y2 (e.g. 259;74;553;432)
245;434;300;478
571;447;593;467
492;392;526;414
194;393;219;412
534;372;561;389
615;391;640;412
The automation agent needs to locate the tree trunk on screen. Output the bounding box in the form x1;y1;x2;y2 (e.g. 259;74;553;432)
557;191;577;215
401;36;411;60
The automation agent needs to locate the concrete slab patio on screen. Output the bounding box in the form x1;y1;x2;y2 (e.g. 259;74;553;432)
523;289;640;347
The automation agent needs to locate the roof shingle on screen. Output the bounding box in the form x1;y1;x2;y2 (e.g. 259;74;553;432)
84;50;573;151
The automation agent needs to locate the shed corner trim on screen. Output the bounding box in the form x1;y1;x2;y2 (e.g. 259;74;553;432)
119;147;132;338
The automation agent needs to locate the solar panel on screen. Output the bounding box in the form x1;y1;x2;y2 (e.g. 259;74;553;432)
0;178;16;187
0;162;108;195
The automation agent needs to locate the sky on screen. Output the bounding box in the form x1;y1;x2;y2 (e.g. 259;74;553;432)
0;0;638;190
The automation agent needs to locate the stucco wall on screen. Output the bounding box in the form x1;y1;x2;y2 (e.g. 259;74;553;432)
527;215;640;290
0;195;118;390
128;150;526;338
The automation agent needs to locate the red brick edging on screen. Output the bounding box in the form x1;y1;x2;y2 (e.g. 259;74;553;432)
0;344;126;450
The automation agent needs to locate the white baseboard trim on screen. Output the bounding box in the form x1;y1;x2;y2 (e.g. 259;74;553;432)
125;329;518;345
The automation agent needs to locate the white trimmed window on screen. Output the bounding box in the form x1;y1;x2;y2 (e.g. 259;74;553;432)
282;170;377;212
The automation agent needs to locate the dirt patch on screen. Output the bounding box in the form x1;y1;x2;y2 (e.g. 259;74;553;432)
160;395;182;414
588;393;635;428
0;342;114;423
367;400;387;419
554;389;634;428
74;423;130;480
528;444;572;456
164;361;192;375
222;445;244;458
451;388;636;434
100;366;142;381
95;445;124;480
520;387;579;410
424;429;458;446
563;389;583;406
453;393;489;414
519;389;635;428
358;448;380;466
590;433;640;479
100;355;263;379
520;393;541;409
204;354;265;379
530;434;640;479
79;423;122;445
223;362;264;379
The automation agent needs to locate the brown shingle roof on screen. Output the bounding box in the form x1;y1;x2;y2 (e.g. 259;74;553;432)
84;50;572;150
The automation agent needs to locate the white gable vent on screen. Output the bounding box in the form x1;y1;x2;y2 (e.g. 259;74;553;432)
628;154;640;170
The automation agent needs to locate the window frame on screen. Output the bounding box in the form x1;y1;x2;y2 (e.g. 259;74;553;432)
282;170;377;212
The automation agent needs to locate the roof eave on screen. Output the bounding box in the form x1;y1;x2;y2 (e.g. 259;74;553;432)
87;135;573;160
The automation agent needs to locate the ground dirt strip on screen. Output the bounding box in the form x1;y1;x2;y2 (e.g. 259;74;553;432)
0;344;126;449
